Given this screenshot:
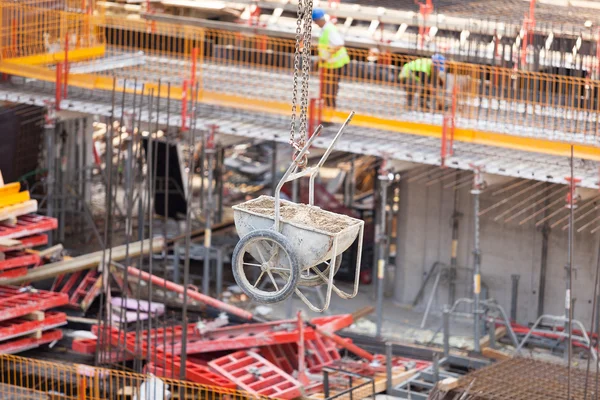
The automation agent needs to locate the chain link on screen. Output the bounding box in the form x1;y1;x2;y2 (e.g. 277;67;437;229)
290;0;313;167
289;0;303;148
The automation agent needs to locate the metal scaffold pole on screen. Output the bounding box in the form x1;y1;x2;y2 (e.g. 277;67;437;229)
471;167;484;353
376;162;392;338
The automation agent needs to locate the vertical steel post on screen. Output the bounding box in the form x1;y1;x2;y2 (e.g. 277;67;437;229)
292;179;299;203
386;342;393;393
449;174;461;305
443;306;450;356
203;126;216;295
471;168;483;353
216;247;223;297
63;33;69;99
510;274;520;321
271;141;277;197
323;370;330;398
46;126;56;246
376;165;392;338
488;319;496;349
433;352;440;383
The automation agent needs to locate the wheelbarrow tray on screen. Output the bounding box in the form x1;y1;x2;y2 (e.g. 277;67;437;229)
233;195;363;269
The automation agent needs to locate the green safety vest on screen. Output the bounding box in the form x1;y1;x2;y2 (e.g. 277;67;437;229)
318;23;350;69
399;58;433;81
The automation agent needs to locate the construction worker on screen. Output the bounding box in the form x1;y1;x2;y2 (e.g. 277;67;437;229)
398;54;446;109
313;8;350;111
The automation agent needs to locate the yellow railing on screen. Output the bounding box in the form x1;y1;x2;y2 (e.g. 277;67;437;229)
0;353;265;399
0;2;599;156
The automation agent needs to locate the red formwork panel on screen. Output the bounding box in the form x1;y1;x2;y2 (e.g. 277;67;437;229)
0;286;69;322
0;311;66;342
167;314;354;355
0;234;48;252
305;334;341;370
0;329;62;354
92;325;234;388
0;252;41;271
0;215;58;239
72;338;97;354
155;350;236;388
209;350;302;399
260;344;297;374
0;267;27;279
261;334;343;373
69;270;101;311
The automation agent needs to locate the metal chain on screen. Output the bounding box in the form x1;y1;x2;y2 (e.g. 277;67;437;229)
298;0;313;147
288;0;313;167
289;0;303;148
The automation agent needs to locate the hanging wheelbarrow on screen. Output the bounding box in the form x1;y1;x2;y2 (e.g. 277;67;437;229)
231;112;364;312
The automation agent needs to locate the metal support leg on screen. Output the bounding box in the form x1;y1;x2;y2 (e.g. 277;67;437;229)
488;319;496;349
216;247;223;297
511;274;520;321
443;306;450;356
173;244;180;284
386;342;393;393
433;352;440;383
203;144;215;296
376;169;392;338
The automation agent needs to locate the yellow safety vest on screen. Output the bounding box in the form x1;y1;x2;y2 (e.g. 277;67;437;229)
318;23;350;69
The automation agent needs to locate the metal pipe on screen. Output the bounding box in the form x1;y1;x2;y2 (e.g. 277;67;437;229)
127;266;255;321
376;168;392;338
487;319;496;349
386;343;393;393
538;222;549;317
510;274;520;321
472;180;482;353
271;140;277;197
433;353;440;383
443;306;450;356
449;172;461;305
203;126;216;296
567;146;575;397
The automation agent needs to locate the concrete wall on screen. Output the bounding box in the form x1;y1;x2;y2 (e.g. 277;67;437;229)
393;178;600;328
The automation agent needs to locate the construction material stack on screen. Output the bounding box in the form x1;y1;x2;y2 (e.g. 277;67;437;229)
0;171;68;353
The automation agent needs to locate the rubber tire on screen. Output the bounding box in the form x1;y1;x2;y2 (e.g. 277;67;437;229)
232;229;300;304
297;255;343;287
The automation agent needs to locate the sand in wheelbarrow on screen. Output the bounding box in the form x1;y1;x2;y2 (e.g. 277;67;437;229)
239;196;359;234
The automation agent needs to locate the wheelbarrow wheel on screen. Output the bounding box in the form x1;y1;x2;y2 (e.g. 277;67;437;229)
232;229;300;304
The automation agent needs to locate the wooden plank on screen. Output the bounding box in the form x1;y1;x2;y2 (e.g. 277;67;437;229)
23;311;45;321
437;377;460;392
0;238;164;286
306;368;417;400
481;347;512;361
0;238;22;248
479;327;507;349
0;200;37;221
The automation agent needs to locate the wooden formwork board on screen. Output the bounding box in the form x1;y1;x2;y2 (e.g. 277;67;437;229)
305;368;417;400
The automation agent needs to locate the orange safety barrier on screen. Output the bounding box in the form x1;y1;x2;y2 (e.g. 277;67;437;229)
1;2;600;158
0;353;267;399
